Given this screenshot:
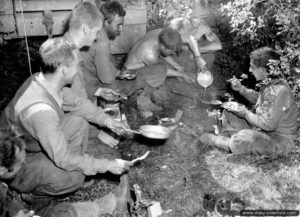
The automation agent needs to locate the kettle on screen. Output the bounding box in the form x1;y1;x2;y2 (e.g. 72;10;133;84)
197;69;213;88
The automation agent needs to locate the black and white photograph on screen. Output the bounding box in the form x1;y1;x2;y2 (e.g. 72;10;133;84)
0;0;299;216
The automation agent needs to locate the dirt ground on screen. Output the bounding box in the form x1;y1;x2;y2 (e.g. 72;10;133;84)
65;51;300;217
1;39;300;217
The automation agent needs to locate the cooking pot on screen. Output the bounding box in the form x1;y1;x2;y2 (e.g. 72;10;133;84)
197;70;213;88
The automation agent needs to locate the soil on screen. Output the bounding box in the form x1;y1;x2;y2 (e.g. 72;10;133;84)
1;36;299;217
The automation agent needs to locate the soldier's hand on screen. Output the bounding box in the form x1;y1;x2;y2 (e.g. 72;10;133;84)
228;76;242;92
227;105;247;118
195;56;207;71
97;88;120;101
107;159;133;175
105;118;130;136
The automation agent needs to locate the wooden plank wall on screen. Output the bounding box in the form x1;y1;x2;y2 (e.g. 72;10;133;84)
15;11;71;36
0;0;15;34
0;0;147;53
14;0;81;11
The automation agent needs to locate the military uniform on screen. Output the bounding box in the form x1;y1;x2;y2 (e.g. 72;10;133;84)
203;79;299;155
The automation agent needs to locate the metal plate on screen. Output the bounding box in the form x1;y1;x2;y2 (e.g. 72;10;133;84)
139;125;174;139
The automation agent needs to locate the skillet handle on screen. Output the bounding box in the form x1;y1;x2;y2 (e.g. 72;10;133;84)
126;129;141;134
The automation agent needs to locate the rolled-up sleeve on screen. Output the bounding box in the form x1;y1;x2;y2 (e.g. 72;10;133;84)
20;105;111;175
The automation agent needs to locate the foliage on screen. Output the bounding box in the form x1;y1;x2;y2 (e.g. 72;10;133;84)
147;0;191;30
220;0;300;96
146;0;212;30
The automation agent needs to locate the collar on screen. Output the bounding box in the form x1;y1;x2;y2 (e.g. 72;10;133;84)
35;72;63;108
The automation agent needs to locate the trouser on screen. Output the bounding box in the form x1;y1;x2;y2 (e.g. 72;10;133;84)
204;110;296;155
10;113;120;198
114;62;169;97
34;192;116;217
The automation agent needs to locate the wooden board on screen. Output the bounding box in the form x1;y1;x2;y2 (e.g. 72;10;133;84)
0;0;14;14
0;15;16;33
14;0;80;11
15;11;71;36
15;8;146;36
2;0;147;54
14;0;146;11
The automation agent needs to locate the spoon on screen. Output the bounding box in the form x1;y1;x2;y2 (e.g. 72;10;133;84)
131;151;150;164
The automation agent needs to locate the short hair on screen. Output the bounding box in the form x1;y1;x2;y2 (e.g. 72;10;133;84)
99;1;126;23
250;47;279;70
159;28;182;53
0;127;25;171
39;37;75;74
69;2;103;30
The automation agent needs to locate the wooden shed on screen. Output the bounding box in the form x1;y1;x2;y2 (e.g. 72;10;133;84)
0;0;147;54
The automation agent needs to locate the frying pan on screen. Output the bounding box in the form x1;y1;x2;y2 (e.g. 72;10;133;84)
128;125;175;139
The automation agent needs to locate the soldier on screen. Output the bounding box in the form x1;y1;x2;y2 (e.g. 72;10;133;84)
0;6;132;215
121;28;194;117
167;4;222;71
200;47;299;156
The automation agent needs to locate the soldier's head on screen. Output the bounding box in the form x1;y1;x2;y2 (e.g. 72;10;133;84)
158;28;183;57
249;47;279;81
99;1;126;40
40;37;80;84
190;4;211;27
0;128;26;179
68;2;103;47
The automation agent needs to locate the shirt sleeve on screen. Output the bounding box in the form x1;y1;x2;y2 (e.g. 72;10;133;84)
20;103;111;175
245;86;287;131
94;38;120;85
61;87;110;127
239;86;259;104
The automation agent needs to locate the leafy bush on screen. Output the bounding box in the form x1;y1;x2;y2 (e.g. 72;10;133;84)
220;0;300;97
147;0;208;30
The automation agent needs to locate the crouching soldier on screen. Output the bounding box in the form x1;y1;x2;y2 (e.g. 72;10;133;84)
120;28;194;117
0;127;131;217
